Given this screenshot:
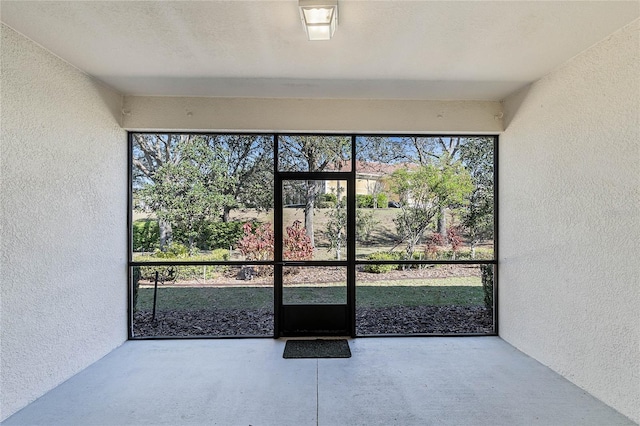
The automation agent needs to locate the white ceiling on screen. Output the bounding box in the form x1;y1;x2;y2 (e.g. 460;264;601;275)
1;1;638;100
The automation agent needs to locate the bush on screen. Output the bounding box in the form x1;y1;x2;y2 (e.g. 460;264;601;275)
283;220;314;261
170;220;250;251
364;251;400;273
447;226;463;260
237;222;274;262
153;242;191;258
356;209;379;244
316;201;336;209
205;221;250;250
424;233;445;259
473;248;494;260
375;193;388;208
356;194;374;208
321;193;337;203
132;219;159;252
481;265;494;310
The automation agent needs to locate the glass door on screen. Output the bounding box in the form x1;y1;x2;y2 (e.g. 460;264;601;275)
275;136;355;336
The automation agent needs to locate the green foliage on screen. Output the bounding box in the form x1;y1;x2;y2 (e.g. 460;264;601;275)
211;134;274;216
317;191;338;208
481;265;494;310
355;209;379;244
137;249;230;281
132;134;274;240
153;242;191;258
278;135;351;248
324;200;347;259
323;200;381;257
204;221;249;250
321;192;337;203
459;137;495;255
356;194;375;208
170;220;253;251
421;247;493;261
364;251;401;273
135;135;236;251
132;219;159;252
390;158;474;258
356;193;388;209
316;201;336;209
376;193;388;209
278;135;351;172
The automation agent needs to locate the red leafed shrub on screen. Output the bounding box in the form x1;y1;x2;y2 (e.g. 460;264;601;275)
237;222;274;261
236;220;314;264
447;226;463;259
283;220;314;261
425;233;445;259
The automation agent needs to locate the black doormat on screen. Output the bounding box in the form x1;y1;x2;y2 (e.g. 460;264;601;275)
283;339;351;359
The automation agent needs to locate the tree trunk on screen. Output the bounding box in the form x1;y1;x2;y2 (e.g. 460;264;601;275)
304;180;316;248
159;219;173;251
437;207;447;238
222;206;231;223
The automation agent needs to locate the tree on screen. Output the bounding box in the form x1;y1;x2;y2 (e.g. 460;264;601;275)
324;203;380;260
459;137;494;258
133;134;189;249
390;159;473;259
279;135;351;247
132;133;274;251
405;136;465;237
135;135;234;253
324;194;347;260
205;135;274;222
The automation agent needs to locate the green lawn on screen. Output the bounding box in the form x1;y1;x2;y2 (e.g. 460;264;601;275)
136;278;484;311
137;287;274;311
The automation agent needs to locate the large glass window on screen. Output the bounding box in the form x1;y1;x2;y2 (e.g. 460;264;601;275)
354;136;494;260
129;133;497;338
130;133;274;337
354;136;495;335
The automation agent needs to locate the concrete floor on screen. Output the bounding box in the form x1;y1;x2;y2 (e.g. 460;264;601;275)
2;337;634;426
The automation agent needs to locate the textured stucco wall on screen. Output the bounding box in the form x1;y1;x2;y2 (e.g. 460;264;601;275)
0;25;127;421
123;96;503;133
500;19;639;423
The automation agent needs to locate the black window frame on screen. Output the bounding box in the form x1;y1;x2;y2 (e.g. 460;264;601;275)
128;132;499;339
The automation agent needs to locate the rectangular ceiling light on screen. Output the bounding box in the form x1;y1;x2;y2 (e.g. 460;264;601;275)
299;0;338;41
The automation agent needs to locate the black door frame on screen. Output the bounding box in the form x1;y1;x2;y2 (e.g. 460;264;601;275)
274;135;357;337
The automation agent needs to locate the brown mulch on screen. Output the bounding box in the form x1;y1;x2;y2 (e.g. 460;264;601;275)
355;305;493;335
132;305;493;337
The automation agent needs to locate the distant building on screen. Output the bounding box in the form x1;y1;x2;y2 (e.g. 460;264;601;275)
324;161;413;201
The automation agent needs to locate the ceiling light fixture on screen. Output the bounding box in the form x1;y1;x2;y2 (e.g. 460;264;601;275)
299;0;338;41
